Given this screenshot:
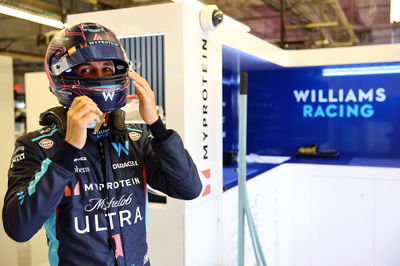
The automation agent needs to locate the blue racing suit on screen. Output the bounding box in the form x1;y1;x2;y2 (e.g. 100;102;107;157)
2;112;202;266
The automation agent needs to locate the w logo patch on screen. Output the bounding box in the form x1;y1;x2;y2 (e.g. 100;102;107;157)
102;91;115;101
112;141;129;157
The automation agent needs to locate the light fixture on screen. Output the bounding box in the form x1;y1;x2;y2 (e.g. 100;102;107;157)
171;0;251;32
0;4;66;29
391;0;400;23
322;64;400;76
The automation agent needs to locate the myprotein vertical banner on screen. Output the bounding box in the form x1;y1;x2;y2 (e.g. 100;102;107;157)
183;19;223;203
181;3;224;265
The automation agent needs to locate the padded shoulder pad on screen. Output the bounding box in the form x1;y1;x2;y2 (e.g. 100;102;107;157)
39;106;128;136
109;109;127;135
39;106;67;135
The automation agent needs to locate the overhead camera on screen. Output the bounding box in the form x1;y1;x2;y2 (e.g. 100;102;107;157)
200;5;224;32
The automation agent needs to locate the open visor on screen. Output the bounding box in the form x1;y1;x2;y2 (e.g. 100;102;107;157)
50;44;132;76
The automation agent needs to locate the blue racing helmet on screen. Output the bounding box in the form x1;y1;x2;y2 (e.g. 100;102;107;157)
45;22;132;112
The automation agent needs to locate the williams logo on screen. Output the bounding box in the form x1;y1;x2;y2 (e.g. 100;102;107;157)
129;132;141;141
111;141;129;157
293;88;386;118
39;139;54;149
102;91;115;101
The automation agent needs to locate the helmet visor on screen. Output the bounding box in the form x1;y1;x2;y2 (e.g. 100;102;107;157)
50;44;132;76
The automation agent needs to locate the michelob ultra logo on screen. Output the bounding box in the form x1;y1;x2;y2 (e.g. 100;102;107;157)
129;132;141;141
39;139;54;149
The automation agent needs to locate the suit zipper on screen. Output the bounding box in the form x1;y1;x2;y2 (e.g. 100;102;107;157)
98;141;118;265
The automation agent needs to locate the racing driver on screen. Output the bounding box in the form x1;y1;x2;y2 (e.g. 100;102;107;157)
2;22;202;266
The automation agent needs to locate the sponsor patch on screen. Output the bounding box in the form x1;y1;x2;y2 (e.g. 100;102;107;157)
58;90;72;96
74;166;90;173
73;157;87;162
39;139;54;149
93;128;110;139
112;161;139;169
12;145;25;156
111;141;129;157
129;132;141;141
39;127;55;134
10;153;25;168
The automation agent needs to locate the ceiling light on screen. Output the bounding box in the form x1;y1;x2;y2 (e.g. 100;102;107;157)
0;4;66;29
171;0;250;32
391;0;400;22
322;65;400;76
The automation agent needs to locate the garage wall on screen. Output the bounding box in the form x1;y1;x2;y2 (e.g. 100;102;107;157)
25;72;58;132
0;56;19;266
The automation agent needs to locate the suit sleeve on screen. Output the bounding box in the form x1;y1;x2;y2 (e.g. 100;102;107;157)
2;136;79;242
144;129;203;200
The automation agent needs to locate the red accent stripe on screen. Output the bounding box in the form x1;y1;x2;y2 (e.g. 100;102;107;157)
74;181;80;196
104;112;109;126
64;185;71;197
56;207;59;224
142;165;147;205
201;169;211;179
202;184;211;197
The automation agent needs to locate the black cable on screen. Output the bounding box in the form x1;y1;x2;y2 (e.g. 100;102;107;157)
280;0;286;49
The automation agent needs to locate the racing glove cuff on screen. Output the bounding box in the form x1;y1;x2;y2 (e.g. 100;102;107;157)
148;116;168;143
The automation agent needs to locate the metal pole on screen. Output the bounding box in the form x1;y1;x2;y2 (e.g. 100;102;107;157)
238;72;248;266
237;72;268;266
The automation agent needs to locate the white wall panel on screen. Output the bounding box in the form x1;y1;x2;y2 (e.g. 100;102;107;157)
25;72;58;132
0;56;19;266
221;167;282;266
276;164;400;266
374;179;400;266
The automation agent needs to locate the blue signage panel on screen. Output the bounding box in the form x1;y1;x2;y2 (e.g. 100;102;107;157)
223;63;400;158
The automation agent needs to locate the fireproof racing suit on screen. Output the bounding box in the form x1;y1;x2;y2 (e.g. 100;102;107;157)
2;114;202;266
